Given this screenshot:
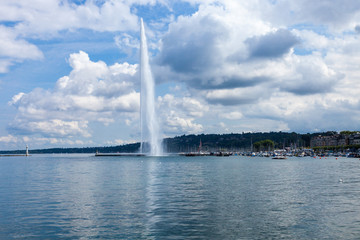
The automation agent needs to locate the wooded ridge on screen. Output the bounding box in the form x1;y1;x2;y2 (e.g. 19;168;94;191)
0;131;340;154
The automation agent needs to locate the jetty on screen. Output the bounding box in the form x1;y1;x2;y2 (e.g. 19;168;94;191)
0;145;30;157
0;154;29;157
95;152;146;157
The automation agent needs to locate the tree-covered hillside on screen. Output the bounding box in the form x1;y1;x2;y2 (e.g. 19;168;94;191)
163;132;316;152
0;131;336;154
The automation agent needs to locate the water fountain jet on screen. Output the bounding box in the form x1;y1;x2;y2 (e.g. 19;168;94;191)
140;18;163;156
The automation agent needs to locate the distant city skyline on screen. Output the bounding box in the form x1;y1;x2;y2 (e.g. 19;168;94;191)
1;0;360;150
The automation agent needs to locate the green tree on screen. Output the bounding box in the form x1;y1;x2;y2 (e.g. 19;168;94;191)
253;139;275;151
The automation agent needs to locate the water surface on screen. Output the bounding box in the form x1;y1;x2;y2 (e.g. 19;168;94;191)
1;155;360;239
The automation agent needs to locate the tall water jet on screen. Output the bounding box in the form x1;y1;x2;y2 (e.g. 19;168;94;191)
140;18;163;156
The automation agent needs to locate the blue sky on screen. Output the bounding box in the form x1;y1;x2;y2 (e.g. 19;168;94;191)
1;0;360;150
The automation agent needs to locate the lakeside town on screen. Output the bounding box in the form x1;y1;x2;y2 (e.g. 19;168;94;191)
182;131;360;158
2;131;360;158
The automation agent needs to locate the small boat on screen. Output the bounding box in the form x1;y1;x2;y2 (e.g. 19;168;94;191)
184;152;208;157
214;152;231;157
272;155;287;160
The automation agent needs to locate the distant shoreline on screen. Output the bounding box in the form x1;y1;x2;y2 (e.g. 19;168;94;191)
0;154;28;157
1;131;359;155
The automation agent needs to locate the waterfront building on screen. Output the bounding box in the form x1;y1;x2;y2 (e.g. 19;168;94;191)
310;132;359;148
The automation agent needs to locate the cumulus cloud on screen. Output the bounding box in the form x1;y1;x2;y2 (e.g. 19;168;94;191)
114;33;140;56
158;94;207;134
109;139;137;145
149;0;358;135
0;135;18;143
0;60;13;73
163;111;203;134
292;29;329;52
9;51;139;138
0;26;43;60
356;25;360;33
279;54;344;95
283;98;360;132
0;26;43;72
154;3;270;91
266;0;360;32
0;0;141;73
9;119;91;138
0;0;138;37
230;89;360;134
159;94;207;117
22;136;93;148
153;1;344;107
3;0;360;148
246;29;299;59
224;111;243;120
156;2;268;74
114;33;140;51
205;86;268;105
157;11;227;73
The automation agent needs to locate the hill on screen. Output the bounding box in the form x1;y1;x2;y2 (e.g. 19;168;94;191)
163;131;317;152
0;131;332;154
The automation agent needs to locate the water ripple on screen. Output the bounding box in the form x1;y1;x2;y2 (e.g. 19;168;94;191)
1;155;360;239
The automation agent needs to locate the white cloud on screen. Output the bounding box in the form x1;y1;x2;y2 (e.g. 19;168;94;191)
28;136;93;147
9;51;139;138
0;60;13;73
279;53;344;95
114;33;140;56
0;0;141;73
224;111;243;120
149;0;360;134
0;26;43;73
3;0;360;149
154;1;343;105
164;111;203;134
106;138;137;146
0;0;138;37
266;0;360;33
0;26;43;59
205;86;269;105
159;94;208;117
0;135;18;143
9;92;25;105
246;29;299;59
26;119;91;138
0;134;96;149
158;94;206;134
292;29;329;51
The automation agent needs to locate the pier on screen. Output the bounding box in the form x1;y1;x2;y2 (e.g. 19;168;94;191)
0;154;29;157
0;145;30;157
95;152;146;157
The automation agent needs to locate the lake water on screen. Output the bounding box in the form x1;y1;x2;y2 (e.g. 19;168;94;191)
1;154;360;239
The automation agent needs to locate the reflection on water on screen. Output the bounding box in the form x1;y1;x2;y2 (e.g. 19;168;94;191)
144;158;214;238
1;155;360;239
144;158;161;238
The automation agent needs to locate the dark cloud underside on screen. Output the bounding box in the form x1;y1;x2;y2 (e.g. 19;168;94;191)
246;29;299;58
